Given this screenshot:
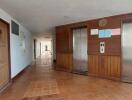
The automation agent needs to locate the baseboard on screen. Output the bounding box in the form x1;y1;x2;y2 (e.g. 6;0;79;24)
55;67;71;72
12;65;31;81
88;73;121;81
0;82;11;94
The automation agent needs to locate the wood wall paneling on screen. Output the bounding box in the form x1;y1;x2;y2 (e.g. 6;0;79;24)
56;13;132;81
56;26;72;53
56;53;72;71
87;14;122;80
56;26;73;71
88;55;121;80
88;55;99;76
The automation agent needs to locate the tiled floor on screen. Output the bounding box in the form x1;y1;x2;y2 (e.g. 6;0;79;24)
23;80;59;99
1;55;132;100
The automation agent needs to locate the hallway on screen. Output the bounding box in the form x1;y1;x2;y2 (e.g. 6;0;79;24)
1;1;132;100
0;57;132;100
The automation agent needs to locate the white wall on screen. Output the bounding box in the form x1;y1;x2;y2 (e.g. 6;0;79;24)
41;40;52;54
36;40;41;58
0;8;33;78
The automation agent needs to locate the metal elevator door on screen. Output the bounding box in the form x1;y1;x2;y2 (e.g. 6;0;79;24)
122;21;132;82
73;28;88;75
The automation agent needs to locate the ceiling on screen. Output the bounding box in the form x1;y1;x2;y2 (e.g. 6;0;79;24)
0;0;132;34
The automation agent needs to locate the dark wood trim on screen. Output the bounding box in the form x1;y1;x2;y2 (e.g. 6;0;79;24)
70;25;87;30
34;39;36;59
12;65;31;82
0;18;11;92
56;13;132;27
88;73;121;81
122;19;132;23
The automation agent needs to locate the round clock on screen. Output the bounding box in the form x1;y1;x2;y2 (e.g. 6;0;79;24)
99;19;108;27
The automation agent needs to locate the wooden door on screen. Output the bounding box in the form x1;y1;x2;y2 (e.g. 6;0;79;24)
56;26;73;71
0;19;10;90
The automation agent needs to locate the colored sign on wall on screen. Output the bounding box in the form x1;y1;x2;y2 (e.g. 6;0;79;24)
91;28;120;38
112;28;121;35
91;29;98;35
99;29;112;38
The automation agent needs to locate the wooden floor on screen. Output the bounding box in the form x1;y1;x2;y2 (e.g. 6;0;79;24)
1;56;132;100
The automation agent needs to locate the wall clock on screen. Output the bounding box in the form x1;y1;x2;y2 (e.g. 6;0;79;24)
99;19;108;27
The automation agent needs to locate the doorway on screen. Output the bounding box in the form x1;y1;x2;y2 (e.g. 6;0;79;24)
72;28;88;75
122;20;132;82
0;19;10;91
34;39;36;60
40;40;53;66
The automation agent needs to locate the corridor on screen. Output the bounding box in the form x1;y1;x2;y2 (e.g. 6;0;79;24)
1;1;132;100
0;56;132;100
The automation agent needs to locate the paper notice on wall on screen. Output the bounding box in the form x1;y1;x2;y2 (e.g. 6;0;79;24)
112;28;121;35
91;29;98;35
99;29;112;38
99;30;105;38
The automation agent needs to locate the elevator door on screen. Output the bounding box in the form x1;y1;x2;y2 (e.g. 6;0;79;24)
122;21;132;82
73;28;88;75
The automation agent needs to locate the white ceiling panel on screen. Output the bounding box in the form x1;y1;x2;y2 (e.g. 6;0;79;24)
0;0;132;33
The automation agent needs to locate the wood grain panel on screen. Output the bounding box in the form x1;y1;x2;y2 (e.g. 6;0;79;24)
0;65;9;89
56;26;72;53
56;13;132;80
0;19;10;91
88;55;121;80
88;39;100;55
88;55;99;76
87;22;121;56
104;56;121;79
56;53;72;71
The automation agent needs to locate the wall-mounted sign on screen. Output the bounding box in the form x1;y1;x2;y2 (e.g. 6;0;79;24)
99;29;112;38
11;20;19;36
91;29;98;35
112;28;121;35
91;28;120;38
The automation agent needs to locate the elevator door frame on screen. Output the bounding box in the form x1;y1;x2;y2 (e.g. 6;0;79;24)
121;19;132;83
72;27;88;75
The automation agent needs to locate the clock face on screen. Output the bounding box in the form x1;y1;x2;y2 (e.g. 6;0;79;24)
99;19;107;27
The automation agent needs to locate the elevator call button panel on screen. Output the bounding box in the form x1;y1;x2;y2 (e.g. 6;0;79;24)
100;42;105;54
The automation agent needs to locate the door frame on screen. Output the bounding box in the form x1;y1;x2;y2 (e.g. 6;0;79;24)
121;19;132;83
71;27;88;75
34;39;36;59
0;18;11;91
